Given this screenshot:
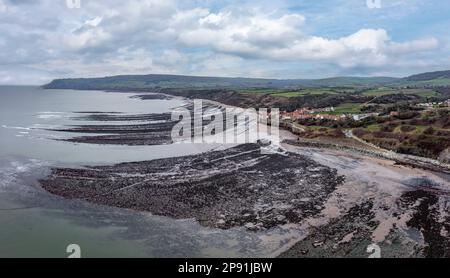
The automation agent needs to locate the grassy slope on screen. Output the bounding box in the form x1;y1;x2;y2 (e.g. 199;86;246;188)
356;109;450;159
271;89;338;98
328;103;362;114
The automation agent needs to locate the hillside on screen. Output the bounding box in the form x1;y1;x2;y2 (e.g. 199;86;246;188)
304;77;399;87
43;74;294;90
43;74;399;90
406;70;450;81
42;70;450;91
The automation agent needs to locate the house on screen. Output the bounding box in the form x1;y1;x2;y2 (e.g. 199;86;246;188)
315;114;347;121
352;113;379;121
417;101;445;108
281;108;313;120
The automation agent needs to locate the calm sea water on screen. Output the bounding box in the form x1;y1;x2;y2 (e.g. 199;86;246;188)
0;86;301;258
0;86;214;164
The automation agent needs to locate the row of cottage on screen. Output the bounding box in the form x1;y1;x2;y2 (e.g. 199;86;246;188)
281;99;450;122
280;107;378;122
417;99;450;108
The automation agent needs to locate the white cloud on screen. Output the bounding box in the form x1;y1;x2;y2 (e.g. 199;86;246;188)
0;0;8;13
388;37;439;54
176;11;438;69
0;0;446;84
0;72;12;83
62;27;111;51
154;49;188;67
84;16;103;28
178;12;306;55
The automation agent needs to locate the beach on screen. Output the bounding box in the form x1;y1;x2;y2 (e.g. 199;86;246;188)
1;87;449;258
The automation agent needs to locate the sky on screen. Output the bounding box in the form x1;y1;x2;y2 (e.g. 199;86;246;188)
1;0;450;85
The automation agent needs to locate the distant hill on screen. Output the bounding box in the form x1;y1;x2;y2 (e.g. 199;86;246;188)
43;74;300;90
43;70;450;91
43;74;400;90
303;77;399;87
406;70;450;81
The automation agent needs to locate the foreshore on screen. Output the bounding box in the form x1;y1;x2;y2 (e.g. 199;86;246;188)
37;93;450;258
283;137;450;175
280;140;450;257
40;143;344;231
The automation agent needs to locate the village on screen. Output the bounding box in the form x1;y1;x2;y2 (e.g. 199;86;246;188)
417;99;450;109
277;96;450;163
280;99;450;122
280;107;378;122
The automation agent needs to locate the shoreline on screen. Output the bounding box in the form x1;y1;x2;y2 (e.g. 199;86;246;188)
79;88;450;175
164;91;450;175
33;91;450;257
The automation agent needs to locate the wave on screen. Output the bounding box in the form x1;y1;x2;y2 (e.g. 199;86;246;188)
36;112;69;119
1;125;31;131
0;158;47;192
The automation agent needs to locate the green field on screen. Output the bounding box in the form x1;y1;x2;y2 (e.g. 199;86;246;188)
271;89;338;98
393;125;428;134
406;90;439;98
362;88;438;98
307;125;331;131
362;88;398;97
364;124;381;132
238;88;284;94
330;103;362;114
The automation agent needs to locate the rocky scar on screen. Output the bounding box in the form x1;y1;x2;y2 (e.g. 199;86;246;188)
39;143;344;231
